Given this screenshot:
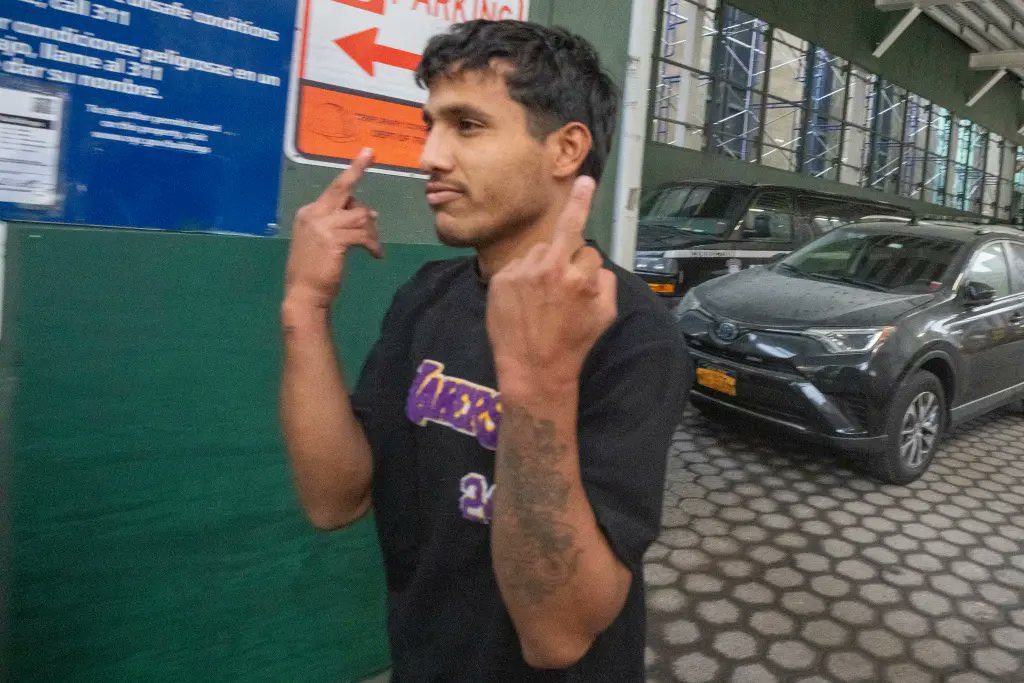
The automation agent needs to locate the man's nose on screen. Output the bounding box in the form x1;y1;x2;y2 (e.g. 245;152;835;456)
418;128;453;175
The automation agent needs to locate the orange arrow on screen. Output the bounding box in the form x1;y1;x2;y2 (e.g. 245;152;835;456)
335;28;422;77
332;0;384;14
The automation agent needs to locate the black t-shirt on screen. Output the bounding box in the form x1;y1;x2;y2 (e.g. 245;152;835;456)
352;255;691;682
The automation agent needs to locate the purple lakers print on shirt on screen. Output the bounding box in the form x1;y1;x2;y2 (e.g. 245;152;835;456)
459;473;495;523
405;360;503;450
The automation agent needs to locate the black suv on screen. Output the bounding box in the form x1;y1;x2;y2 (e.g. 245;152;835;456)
635;181;912;302
676;219;1024;484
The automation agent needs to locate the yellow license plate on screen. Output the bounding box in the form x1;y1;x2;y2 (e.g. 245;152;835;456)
697;367;737;396
648;283;675;294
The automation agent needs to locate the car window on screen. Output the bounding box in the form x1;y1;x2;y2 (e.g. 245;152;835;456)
852;236;956;289
793;220;815;245
965;242;1011;299
796;195;909;233
1008;242;1024;294
796;195;849;234
743;192;794;242
797;195;846;216
781;229;962;292
639;185;743;236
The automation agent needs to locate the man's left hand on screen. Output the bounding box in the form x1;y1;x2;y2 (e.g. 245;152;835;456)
486;176;617;397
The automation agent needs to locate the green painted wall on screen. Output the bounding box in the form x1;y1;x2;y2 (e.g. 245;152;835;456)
1;1;639;680
642;143;978;220
549;0;632;250
280;158;436;245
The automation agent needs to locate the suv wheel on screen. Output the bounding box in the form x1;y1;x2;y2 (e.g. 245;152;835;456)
872;371;945;485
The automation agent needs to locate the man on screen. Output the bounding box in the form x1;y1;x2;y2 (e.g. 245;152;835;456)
281;20;690;681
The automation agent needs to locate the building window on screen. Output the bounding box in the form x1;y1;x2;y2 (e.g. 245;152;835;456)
983;134;1003;217
652;0;719;150
953;120;987;214
649;0;1021;221
1012;147;1024;223
996;140;1015;219
802;48;848;181
925;106;952;206
839;67;874;188
867;80;906;195
900;95;929;201
706;5;768;161
760;29;809;172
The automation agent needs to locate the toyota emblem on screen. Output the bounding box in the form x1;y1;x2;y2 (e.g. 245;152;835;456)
715;321;740;342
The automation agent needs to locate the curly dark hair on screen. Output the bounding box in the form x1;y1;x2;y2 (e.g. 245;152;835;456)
415;20;618;182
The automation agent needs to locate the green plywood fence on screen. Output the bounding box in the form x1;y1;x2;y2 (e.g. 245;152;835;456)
2;224;455;680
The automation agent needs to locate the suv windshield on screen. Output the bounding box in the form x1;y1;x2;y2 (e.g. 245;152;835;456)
779;229;963;293
639;185;743;236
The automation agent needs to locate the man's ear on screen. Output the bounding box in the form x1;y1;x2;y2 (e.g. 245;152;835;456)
548;122;593;180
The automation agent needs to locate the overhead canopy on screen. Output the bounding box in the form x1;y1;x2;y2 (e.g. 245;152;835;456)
875;0;1024;105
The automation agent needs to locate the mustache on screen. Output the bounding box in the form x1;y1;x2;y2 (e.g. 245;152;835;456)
426;177;467;193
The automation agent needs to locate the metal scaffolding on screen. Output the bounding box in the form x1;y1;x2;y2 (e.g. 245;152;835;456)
804;48;845;178
709;8;767;161
654;0;685;144
649;0;1023;220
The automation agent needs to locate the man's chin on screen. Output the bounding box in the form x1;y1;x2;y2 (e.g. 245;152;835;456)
434;215;482;248
434;214;523;251
436;232;478;248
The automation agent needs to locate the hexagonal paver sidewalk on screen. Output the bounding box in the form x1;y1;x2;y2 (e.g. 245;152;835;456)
645;406;1024;682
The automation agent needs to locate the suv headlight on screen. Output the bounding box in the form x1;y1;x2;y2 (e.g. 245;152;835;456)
804;327;895;354
634;255;679;275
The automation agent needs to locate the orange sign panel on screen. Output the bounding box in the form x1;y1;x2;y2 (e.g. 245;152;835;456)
296;85;427;169
286;0;530;175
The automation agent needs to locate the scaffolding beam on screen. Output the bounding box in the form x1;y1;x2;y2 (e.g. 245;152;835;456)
966;69;1007;106
970;49;1024;70
873;6;922;58
875;0;968;10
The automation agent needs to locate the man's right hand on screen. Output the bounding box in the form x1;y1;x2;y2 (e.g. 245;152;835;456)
284;148;381;313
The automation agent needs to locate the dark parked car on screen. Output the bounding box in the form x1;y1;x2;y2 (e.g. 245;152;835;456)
635;181;913;302
676;219;1024;484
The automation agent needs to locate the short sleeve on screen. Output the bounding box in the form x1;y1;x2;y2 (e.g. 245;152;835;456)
351;295;408;434
350;259;461;449
350;264;434;437
577;317;693;573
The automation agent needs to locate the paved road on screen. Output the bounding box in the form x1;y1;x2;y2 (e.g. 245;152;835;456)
645;405;1024;683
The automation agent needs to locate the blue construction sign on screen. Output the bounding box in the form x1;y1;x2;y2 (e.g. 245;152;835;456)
0;1;297;235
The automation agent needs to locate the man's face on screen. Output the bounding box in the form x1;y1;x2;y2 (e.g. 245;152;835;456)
419;68;556;249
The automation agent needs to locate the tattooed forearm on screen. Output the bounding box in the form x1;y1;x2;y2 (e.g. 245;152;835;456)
493;405;581;606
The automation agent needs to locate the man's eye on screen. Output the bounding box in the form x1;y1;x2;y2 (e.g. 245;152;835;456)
458;119;482;133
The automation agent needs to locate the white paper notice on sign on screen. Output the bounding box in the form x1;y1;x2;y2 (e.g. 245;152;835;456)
0;87;63;206
287;0;529;175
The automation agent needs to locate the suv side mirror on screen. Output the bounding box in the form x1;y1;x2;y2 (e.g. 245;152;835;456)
964;281;996;306
744;213;772;238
